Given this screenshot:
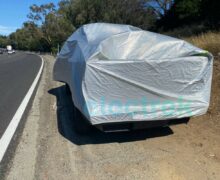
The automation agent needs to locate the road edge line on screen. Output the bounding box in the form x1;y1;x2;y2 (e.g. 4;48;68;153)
0;55;44;163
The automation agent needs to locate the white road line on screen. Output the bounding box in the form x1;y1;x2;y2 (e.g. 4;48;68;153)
0;55;44;162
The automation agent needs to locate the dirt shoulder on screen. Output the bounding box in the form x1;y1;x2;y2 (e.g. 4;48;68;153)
4;55;220;180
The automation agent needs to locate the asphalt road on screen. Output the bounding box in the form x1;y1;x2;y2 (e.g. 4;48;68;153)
0;52;42;138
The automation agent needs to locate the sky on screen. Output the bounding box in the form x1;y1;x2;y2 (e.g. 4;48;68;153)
0;0;60;35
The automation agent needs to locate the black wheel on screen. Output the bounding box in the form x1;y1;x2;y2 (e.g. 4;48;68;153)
73;106;91;135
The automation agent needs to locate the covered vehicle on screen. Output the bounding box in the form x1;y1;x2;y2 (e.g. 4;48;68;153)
53;23;213;133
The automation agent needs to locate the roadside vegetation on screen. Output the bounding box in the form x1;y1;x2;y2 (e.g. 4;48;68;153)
185;32;220;56
0;0;219;54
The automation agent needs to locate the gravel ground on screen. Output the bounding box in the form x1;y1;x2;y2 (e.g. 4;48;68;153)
4;55;220;180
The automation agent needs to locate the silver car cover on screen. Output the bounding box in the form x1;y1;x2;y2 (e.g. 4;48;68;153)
53;23;213;125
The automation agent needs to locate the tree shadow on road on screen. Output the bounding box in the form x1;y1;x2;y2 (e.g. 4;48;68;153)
48;85;173;146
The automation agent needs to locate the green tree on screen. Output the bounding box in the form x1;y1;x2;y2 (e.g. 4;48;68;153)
27;3;74;52
201;0;220;27
0;35;9;48
9;22;43;51
158;0;220;30
59;0;156;30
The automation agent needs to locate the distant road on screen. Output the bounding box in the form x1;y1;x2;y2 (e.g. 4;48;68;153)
0;52;42;138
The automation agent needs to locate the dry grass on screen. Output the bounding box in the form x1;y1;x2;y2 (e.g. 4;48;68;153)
184;31;220;55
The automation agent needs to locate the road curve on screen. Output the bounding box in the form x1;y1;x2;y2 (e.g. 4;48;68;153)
0;52;42;138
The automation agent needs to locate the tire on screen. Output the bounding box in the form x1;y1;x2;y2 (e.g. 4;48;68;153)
73;106;92;135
